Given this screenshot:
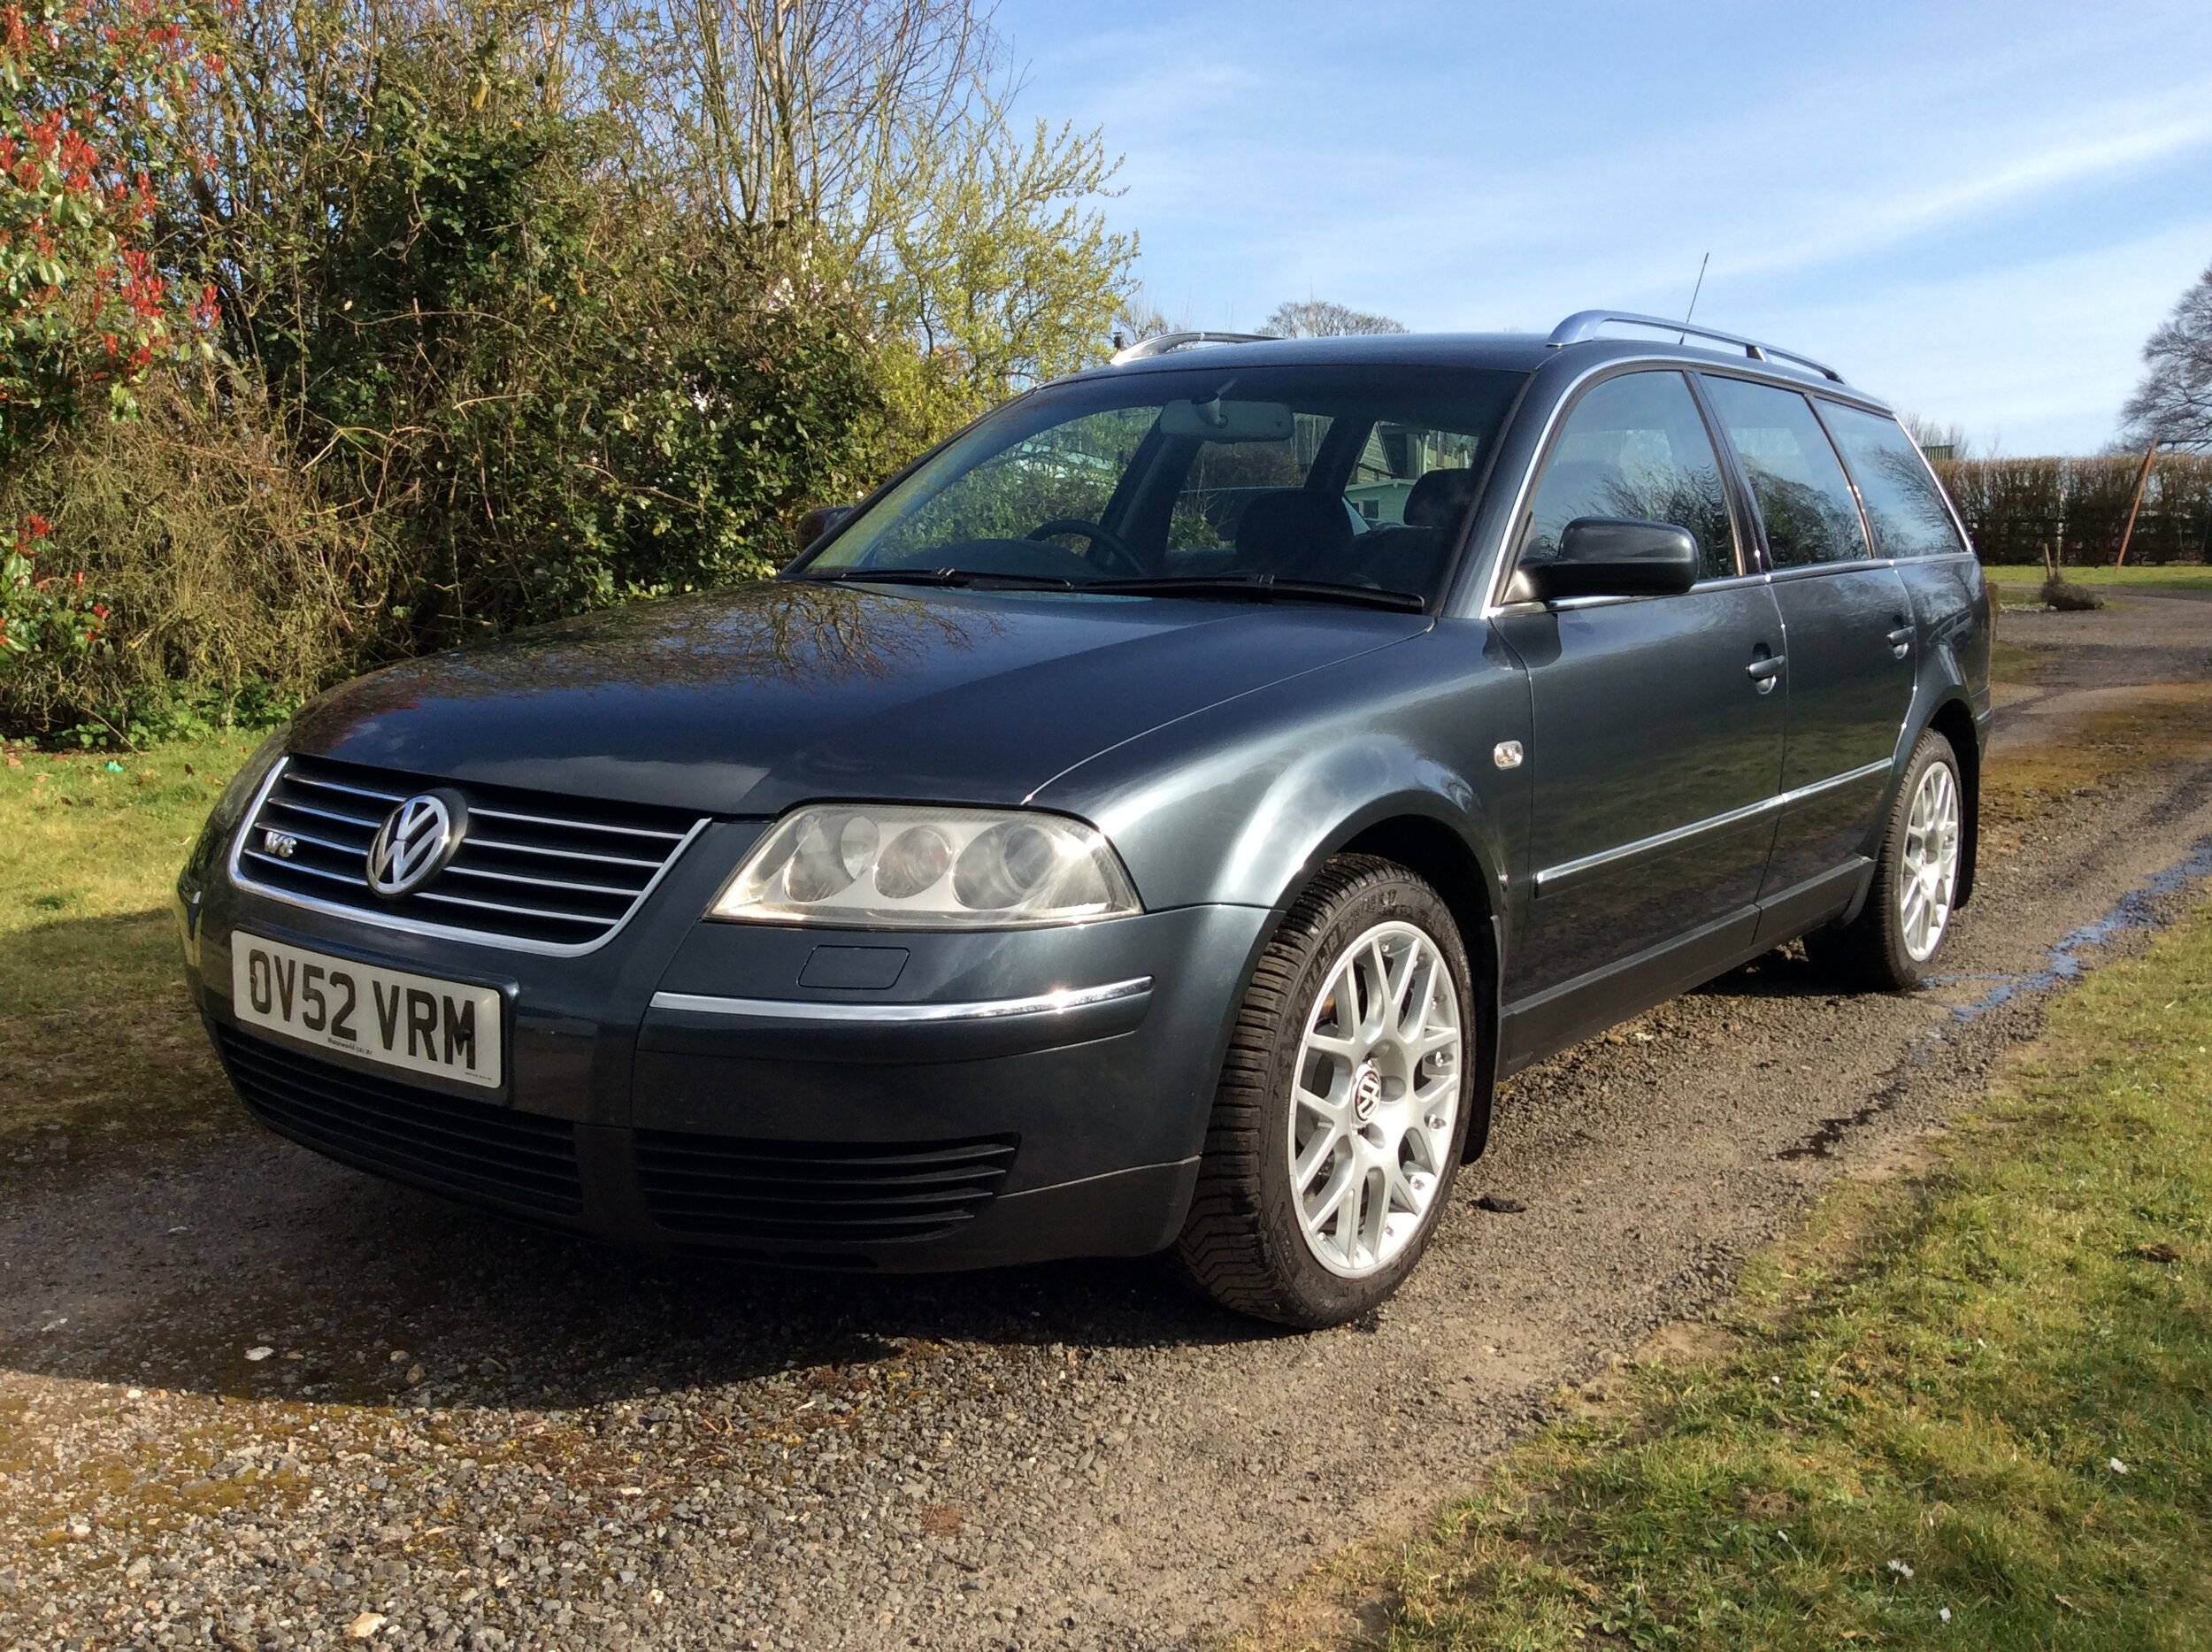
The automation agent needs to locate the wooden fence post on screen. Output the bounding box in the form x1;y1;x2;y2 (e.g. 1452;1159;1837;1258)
2116;440;2161;568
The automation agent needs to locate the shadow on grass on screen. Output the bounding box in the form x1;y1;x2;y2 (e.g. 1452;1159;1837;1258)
0;907;239;1157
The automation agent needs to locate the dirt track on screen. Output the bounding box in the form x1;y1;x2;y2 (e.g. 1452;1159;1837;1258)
4;592;2211;1651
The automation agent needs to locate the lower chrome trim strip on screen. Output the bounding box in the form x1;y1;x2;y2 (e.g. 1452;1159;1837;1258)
1535;758;1893;894
650;976;1153;1025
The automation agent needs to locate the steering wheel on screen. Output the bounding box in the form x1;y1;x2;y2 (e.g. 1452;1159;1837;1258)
1026;517;1144;577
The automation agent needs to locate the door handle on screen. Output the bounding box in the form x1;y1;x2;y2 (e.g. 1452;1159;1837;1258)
1886;623;1914;657
1746;653;1785;692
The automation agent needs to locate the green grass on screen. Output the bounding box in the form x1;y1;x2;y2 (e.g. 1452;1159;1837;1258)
1987;563;2212;598
1247;897;2212;1652
0;735;257;1155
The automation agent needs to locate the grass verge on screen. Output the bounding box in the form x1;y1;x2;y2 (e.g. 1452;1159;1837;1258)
0;735;256;1156
1987;564;2212;601
1240;895;2212;1652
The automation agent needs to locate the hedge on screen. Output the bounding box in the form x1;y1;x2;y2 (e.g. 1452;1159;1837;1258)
1932;454;2212;565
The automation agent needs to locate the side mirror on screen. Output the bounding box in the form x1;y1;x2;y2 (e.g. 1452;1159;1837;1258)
796;504;854;549
1510;517;1699;603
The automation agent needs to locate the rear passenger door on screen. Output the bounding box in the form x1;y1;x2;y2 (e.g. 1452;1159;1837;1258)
1700;376;1916;904
1493;370;1786;1049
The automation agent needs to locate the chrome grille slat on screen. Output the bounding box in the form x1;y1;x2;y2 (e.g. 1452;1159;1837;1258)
286;772;409;805
265;796;386;831
232;756;706;954
440;863;641;898
464;834;668;871
242;848;360;883
465;803;688;842
414;887;616;926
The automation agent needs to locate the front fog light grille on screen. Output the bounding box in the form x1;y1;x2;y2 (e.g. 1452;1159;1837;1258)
233;755;705;952
635;1130;1018;1245
218;1028;583;1218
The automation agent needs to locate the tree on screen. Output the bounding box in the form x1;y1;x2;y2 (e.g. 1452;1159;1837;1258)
583;0;1135;421
1900;413;1969;459
882;112;1134;411
2120;264;2212;451
1262;298;1407;339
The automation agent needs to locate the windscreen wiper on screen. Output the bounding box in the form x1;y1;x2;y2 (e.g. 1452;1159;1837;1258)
790;567;1077;592
1081;575;1426;612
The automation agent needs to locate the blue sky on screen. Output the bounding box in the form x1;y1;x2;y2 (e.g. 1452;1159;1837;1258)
995;0;2212;455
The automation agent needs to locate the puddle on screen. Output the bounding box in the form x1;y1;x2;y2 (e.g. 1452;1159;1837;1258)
1777;834;2212;1162
1939;835;2212;1019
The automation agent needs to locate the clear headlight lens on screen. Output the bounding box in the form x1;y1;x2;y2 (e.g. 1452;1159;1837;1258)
710;805;1141;929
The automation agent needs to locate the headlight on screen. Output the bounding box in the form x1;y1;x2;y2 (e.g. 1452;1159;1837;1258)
710;805;1141;929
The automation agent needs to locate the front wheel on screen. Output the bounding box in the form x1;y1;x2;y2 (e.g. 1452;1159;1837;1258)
1176;856;1474;1327
1810;729;1965;990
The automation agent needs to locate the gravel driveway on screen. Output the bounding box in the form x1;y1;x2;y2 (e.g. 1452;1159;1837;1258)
6;593;2212;1652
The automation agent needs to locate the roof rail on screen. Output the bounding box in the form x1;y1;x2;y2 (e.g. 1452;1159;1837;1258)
1546;310;1843;384
1109;330;1272;366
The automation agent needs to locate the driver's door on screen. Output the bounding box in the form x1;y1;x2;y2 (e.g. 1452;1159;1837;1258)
1494;370;1787;1057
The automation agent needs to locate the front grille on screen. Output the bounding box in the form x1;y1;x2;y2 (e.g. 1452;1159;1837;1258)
235;754;703;950
218;1028;584;1218
635;1130;1019;1246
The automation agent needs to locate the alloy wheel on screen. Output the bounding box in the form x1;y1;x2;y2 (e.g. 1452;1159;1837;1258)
1286;920;1463;1277
1899;758;1961;962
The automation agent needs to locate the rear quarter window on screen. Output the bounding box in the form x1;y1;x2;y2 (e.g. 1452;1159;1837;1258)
1817;402;1969;558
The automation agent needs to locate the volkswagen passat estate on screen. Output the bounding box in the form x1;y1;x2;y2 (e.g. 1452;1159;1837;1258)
179;312;1989;1327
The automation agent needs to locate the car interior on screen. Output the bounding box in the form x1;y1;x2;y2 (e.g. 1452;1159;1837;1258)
807;367;1522;600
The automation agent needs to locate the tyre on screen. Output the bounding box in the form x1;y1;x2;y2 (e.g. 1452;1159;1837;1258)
1809;729;1965;990
1176;855;1474;1327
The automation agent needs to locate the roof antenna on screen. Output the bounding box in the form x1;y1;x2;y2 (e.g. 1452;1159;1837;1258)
1678;253;1709;342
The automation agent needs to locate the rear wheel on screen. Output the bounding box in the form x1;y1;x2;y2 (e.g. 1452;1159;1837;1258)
1810;729;1964;990
1176;856;1473;1327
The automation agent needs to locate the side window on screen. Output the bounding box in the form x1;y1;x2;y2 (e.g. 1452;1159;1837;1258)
1817;402;1969;558
1701;377;1871;567
1520;371;1737;581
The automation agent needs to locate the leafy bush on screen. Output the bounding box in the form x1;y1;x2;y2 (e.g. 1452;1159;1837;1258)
0;0;217;458
0;375;357;739
0;0;1141;742
0;510;106;665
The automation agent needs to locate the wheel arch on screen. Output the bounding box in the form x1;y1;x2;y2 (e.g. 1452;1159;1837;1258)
1289;803;1504;1163
1925;695;1980;910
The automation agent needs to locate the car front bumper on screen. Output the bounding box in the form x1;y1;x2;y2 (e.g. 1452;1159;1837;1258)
180;823;1271;1271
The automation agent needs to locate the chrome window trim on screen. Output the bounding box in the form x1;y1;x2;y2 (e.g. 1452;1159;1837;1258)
649;976;1153;1025
1492;568;1776;616
225;757;711;958
1475;356;1901;619
1533;759;1893;895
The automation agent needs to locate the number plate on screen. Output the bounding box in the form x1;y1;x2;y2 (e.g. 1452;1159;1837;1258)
231;934;503;1089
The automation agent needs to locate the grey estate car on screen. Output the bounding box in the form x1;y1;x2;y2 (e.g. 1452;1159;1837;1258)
178;311;1989;1327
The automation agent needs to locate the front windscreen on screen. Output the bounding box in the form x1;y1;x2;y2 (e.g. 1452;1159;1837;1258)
794;363;1525;604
